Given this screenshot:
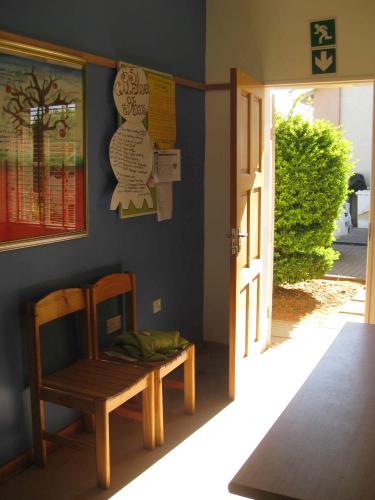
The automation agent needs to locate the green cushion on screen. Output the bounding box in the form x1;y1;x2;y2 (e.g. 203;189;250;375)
108;329;189;361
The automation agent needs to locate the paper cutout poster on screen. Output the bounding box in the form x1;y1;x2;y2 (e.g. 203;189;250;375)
109;121;153;210
113;66;149;123
111;62;177;219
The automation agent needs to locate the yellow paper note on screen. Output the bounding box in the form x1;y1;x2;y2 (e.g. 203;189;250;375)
147;72;176;149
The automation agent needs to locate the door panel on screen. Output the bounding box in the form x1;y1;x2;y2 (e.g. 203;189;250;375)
250;188;261;260
229;68;267;400
250;95;262;174
238;284;249;358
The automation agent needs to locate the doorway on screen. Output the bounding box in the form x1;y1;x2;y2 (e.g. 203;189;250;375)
270;82;373;348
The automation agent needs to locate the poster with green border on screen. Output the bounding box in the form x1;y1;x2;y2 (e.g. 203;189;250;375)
115;61;175;219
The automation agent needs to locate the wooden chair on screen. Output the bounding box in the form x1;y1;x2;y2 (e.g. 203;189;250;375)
27;287;155;489
87;273;195;446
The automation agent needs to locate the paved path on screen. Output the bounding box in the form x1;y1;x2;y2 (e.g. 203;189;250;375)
329;243;367;280
335;227;368;245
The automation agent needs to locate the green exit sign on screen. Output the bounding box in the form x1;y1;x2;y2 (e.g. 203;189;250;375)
310;19;336;47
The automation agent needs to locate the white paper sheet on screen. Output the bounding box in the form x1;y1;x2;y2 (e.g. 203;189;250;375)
156;183;173;222
153;149;181;183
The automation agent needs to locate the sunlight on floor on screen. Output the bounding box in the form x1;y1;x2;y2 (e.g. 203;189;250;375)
110;330;342;500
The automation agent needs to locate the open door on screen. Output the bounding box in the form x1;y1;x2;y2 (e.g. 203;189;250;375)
229;68;271;400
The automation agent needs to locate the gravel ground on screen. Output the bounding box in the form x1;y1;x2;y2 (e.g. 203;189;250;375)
272;279;363;322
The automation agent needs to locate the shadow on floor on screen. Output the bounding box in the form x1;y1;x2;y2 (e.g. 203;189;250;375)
0;343;231;500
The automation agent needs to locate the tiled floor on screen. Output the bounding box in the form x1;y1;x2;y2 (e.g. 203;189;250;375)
0;290;366;500
3;324;358;500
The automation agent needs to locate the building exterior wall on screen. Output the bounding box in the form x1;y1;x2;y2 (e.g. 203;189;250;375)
313;88;341;126
313;86;373;186
341;85;373;186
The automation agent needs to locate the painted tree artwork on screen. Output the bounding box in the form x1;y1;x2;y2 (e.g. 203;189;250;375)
0;49;86;250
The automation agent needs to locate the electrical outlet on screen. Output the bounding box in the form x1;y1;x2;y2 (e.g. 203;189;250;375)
106;315;121;335
153;298;161;314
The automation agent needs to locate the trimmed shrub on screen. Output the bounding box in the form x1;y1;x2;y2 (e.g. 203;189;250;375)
274;114;352;285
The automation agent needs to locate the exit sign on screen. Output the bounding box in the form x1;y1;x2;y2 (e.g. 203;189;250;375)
310;19;337;75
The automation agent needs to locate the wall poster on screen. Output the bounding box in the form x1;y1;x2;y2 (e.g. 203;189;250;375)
0;39;87;251
112;61;176;219
111;63;155;217
109;121;153;211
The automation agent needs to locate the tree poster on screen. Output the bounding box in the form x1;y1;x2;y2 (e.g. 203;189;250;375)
0;41;86;251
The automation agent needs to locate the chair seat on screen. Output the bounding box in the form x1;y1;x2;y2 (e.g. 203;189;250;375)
42;358;151;400
139;344;191;368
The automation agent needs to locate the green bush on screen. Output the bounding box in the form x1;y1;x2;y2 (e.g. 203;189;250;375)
274;114;352;285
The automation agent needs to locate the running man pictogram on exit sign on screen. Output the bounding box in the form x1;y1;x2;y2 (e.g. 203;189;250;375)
310;19;336;47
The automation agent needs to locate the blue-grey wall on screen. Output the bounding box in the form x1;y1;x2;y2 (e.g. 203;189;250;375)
0;0;205;464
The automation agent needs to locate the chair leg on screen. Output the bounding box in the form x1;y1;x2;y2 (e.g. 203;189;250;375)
142;372;155;450
154;369;164;446
184;344;195;415
95;400;110;489
31;399;47;466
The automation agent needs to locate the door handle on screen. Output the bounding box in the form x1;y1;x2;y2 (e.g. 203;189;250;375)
227;228;248;255
226;231;248;238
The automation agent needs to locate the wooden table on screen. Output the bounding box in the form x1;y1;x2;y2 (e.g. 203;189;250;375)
229;322;375;500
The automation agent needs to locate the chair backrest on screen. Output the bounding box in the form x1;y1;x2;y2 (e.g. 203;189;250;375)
33;288;86;327
87;273;136;359
28;288;90;387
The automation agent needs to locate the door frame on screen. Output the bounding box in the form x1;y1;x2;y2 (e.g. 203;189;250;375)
267;77;375;324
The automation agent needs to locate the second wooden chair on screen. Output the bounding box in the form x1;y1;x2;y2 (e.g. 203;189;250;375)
87;273;195;446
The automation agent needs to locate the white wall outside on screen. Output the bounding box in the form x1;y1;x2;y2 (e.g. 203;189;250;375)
340;85;373;186
314;88;340;125
313;85;373;186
